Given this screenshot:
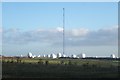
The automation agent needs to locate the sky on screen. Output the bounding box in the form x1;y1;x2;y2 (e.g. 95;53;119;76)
2;2;118;57
1;0;119;2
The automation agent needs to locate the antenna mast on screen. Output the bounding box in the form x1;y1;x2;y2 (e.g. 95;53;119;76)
63;8;65;55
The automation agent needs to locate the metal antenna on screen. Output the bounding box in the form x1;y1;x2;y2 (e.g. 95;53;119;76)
63;8;65;55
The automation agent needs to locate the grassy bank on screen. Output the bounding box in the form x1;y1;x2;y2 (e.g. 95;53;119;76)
2;58;120;78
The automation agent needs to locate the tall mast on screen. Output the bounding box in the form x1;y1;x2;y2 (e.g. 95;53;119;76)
63;8;65;55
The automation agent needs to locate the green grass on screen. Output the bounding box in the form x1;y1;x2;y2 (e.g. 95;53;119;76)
2;58;119;78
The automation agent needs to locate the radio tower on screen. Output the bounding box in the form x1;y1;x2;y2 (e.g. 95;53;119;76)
63;8;65;55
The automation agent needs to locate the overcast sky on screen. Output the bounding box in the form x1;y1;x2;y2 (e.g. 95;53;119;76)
2;2;118;57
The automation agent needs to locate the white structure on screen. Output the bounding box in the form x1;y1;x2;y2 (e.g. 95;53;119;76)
20;55;23;57
62;54;66;57
47;54;51;58
32;55;35;58
43;54;46;58
57;53;62;58
37;55;41;58
110;54;116;58
28;52;33;58
71;54;77;58
116;57;119;59
77;53;86;58
50;54;57;59
95;56;98;58
81;53;86;58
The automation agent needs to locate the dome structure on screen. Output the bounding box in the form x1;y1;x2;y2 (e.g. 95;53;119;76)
81;53;86;58
43;54;46;58
95;56;98;58
110;54;115;58
71;54;77;58
50;54;57;59
57;53;62;58
62;54;66;57
77;53;86;58
32;55;36;58
20;55;23;57
37;55;41;58
47;54;51;58
28;52;32;58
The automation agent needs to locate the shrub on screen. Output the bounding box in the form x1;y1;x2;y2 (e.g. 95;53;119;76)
6;60;10;63
45;60;49;65
16;58;22;63
10;60;14;63
38;59;43;64
60;60;64;65
68;60;72;65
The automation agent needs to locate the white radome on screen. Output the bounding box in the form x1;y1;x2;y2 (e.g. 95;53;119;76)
50;54;57;59
32;56;35;58
37;55;41;58
62;54;66;57
32;55;36;58
47;54;51;58
110;54;115;58
77;53;86;58
28;52;32;58
43;55;46;58
57;53;62;58
81;53;86;58
71;54;77;58
20;55;23;57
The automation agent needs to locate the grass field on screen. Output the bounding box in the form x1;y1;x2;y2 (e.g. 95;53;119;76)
2;57;120;78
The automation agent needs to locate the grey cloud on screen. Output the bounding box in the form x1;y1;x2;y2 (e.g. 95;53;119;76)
65;26;118;46
3;28;63;45
3;26;118;46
